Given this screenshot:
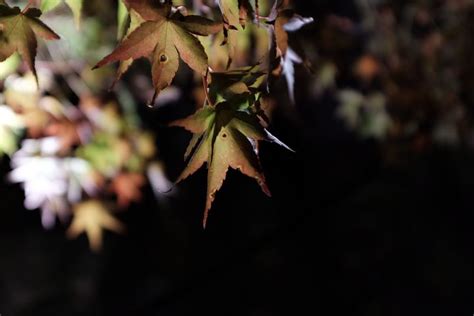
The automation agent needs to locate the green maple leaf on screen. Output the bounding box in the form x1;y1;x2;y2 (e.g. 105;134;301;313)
40;0;83;28
94;0;221;104
171;99;291;228
0;4;60;83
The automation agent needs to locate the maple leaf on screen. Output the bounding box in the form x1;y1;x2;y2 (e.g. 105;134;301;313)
40;0;83;28
217;0;240;68
171;99;291;228
67;200;125;252
94;0;221;104
217;0;261;68
268;3;313;102
219;0;258;28
110;172;145;208
0;4;60;83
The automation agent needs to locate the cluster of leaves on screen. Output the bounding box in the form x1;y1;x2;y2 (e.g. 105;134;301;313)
1;70;169;251
0;0;312;235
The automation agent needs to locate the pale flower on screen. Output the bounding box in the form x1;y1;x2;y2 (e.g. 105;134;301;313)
9;137;98;228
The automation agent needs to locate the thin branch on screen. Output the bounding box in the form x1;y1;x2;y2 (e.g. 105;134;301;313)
202;69;214;108
22;0;35;13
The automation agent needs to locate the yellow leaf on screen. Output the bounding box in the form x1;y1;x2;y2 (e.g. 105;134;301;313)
67;200;125;251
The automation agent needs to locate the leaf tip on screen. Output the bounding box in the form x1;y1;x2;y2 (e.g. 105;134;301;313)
202;205;210;229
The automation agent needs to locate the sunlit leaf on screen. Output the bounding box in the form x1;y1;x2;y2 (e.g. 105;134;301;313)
171;98;291;227
94;0;221;103
0;4;60;84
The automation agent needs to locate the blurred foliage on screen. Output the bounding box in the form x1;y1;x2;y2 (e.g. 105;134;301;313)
305;0;474;163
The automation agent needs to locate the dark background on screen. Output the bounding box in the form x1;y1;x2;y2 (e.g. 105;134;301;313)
1;1;474;315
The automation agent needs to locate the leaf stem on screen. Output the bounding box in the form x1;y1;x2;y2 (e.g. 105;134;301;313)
255;0;260;26
202;69;214;108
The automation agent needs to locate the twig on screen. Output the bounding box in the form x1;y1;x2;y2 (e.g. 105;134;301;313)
202;69;214;107
22;0;35;13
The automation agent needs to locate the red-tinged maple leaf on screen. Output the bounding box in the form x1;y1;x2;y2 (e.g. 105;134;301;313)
171;100;292;228
93;0;222;104
110;172;145;208
0;4;60;84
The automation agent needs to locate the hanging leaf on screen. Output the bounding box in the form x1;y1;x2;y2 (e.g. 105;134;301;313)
269;5;313;102
0;4;60;84
218;0;244;68
171;98;291;228
67;200;125;252
94;0;221;104
113;8;144;87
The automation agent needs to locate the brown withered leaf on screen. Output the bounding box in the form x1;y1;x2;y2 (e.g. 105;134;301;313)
0;4;60;83
171;100;291;228
94;0;221;104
